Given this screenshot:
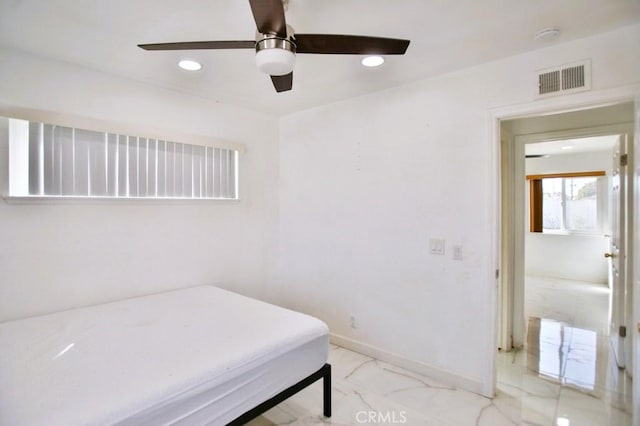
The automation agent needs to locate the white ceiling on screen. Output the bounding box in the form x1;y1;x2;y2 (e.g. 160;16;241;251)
526;135;619;157
1;0;640;116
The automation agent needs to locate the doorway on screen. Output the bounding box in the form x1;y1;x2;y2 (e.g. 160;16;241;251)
496;101;636;420
499;103;634;352
488;87;640;424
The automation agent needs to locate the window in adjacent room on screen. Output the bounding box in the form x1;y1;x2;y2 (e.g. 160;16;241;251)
527;171;605;234
6;118;238;200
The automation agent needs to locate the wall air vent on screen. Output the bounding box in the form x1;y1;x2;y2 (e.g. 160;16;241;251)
539;70;560;95
536;60;591;98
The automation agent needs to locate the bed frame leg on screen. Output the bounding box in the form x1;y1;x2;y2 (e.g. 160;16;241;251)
227;363;332;425
323;363;332;417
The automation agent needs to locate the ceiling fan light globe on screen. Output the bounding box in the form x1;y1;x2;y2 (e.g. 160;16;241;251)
255;48;295;75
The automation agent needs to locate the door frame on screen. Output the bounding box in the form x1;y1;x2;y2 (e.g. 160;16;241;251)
487;83;640;396
512;125;631;348
633;93;640;424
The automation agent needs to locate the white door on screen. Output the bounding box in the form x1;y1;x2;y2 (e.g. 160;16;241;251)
609;135;627;369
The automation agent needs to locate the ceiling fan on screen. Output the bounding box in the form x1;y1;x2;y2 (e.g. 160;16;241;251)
138;0;410;93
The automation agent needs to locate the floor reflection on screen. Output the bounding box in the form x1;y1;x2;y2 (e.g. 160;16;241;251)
526;317;598;391
497;277;632;425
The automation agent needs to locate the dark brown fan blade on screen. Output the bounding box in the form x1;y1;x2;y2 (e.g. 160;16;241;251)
138;40;255;51
249;0;287;38
271;72;293;92
293;34;410;55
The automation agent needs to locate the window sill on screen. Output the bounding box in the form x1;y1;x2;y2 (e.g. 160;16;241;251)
533;230;605;238
3;195;241;205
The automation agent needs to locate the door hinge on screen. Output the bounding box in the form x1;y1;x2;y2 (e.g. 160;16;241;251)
619;325;627;338
495;269;500;279
620;154;628;167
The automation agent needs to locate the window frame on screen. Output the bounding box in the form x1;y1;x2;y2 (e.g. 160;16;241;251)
0;106;245;203
526;171;606;234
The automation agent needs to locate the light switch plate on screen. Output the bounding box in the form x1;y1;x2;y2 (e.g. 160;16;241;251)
429;238;445;255
453;245;463;260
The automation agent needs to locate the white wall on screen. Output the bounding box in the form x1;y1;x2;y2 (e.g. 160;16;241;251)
526;150;614;176
274;24;640;394
526;233;609;282
0;47;279;321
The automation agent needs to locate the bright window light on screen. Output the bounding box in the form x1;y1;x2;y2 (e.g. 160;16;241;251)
540;176;600;233
178;59;202;71
361;56;384;67
5;118;239;200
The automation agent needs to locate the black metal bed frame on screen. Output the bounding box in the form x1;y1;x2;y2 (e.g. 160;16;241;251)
227;363;332;425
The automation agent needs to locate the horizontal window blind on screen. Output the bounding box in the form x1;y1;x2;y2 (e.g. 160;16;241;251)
8;119;238;199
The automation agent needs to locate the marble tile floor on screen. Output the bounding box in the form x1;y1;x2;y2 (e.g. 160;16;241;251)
248;276;632;425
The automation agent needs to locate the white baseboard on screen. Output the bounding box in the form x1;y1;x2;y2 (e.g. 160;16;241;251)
329;332;486;396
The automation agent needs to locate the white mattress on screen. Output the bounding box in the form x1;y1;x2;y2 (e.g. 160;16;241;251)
0;286;329;425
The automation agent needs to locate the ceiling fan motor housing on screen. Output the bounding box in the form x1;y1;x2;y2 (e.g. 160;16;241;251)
255;37;296;76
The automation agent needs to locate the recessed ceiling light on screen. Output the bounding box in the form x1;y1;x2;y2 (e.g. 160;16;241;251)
361;56;384;67
561;145;574;150
534;27;561;42
178;59;202;71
